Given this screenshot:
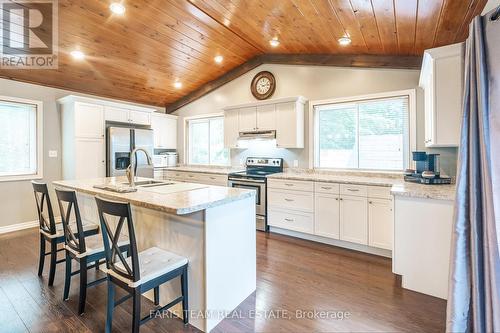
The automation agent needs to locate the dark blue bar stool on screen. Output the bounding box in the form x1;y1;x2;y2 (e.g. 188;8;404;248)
95;196;189;333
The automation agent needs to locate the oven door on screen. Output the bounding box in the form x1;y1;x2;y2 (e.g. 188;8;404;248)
227;178;265;216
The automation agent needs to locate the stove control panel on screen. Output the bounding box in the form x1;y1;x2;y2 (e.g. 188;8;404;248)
246;157;283;167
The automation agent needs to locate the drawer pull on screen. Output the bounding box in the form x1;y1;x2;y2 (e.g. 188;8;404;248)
284;198;294;202
369;201;373;204
284;218;294;222
321;186;332;190
285;183;294;187
210;177;216;180
347;188;359;192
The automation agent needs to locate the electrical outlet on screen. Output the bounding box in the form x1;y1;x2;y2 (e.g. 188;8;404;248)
293;160;299;167
48;150;58;158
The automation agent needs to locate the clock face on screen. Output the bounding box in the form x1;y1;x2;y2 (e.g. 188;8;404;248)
251;71;276;100
256;77;271;94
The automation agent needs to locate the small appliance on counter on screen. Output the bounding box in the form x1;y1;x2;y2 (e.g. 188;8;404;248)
153;152;177;168
404;151;452;185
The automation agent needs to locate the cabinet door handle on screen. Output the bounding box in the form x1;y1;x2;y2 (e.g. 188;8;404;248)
369;201;373;204
321;186;332;190
284;218;294;222
335;198;339;201
284;198;294;202
339;198;343;201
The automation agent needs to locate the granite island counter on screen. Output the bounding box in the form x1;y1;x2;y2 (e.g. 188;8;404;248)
53;177;257;332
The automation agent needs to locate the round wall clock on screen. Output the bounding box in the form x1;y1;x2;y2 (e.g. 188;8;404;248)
251;71;276;100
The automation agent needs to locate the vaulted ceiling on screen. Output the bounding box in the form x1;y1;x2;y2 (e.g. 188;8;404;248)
0;0;487;109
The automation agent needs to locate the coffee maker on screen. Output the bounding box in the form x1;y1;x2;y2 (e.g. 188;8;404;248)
404;152;452;185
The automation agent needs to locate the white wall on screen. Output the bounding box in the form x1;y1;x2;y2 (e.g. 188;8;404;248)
0;78;164;228
174;64;458;175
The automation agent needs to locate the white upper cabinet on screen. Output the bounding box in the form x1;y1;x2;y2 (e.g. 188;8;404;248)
151;113;177;149
224;110;240;149
276;101;304;148
104;106;151;126
129;110;151;125
74;102;104;138
256;104;276;130
104;106;129;124
238;107;257;131
419;43;463;147
224;96;306;149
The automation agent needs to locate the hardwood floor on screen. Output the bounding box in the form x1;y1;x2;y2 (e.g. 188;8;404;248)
0;228;446;332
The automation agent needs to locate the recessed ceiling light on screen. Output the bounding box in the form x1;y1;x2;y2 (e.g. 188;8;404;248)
214;55;224;63
109;2;126;15
269;38;280;47
70;50;85;60
174;81;182;89
338;36;352;46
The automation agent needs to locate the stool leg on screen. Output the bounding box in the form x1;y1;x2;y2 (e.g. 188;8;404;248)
95;260;100;271
78;257;87;315
132;289;141;333
37;235;45;276
105;279;115;333
153;286;160;306
63;252;72;301
48;240;57;286
181;267;189;325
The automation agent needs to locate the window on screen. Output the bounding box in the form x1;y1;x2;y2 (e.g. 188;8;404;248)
187;115;229;165
313;91;415;171
0;97;43;180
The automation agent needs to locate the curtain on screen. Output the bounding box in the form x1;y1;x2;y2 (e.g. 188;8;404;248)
446;8;500;333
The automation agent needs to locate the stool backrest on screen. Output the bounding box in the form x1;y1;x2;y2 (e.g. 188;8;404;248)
32;181;56;235
55;189;86;254
95;196;139;283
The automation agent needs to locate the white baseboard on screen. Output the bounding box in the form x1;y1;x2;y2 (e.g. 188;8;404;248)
269;226;392;258
0;220;38;234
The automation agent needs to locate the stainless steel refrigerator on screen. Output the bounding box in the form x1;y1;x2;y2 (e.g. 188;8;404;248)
107;126;154;178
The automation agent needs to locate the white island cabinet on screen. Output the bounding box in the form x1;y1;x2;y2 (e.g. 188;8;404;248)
53;177;256;332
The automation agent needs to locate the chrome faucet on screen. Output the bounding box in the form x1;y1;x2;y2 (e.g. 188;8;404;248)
126;148;153;188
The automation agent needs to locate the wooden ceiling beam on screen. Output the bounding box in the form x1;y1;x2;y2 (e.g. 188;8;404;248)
165;53;423;113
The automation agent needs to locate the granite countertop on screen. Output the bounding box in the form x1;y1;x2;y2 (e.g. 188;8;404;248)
268;169;456;201
390;182;456;201
53;177;255;215
267;169;402;187
158;165;245;175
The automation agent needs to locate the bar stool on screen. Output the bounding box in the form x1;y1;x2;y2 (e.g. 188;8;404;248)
95;196;189;333
32;181;99;286
55;188;130;315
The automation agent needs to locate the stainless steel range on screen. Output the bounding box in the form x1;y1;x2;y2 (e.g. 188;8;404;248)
228;157;283;231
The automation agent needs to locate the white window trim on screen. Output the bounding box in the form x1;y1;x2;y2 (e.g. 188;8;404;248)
0;95;44;182
308;89;417;172
183;112;229;166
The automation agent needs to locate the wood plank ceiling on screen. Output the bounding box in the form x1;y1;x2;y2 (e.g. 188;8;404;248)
0;0;487;109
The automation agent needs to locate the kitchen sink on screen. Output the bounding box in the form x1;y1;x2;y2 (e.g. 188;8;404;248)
121;180;169;187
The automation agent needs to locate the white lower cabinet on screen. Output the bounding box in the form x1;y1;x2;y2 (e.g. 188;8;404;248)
268;208;314;234
314;193;340;239
339;195;368;245
368;198;393;250
268;179;393;255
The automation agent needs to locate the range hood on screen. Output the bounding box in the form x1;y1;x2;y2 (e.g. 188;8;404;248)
238;130;276;140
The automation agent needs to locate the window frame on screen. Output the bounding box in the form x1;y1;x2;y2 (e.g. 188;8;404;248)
0;96;44;182
309;89;416;172
184;112;230;166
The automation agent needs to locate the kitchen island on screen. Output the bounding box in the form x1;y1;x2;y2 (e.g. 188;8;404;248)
53;177;256;332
